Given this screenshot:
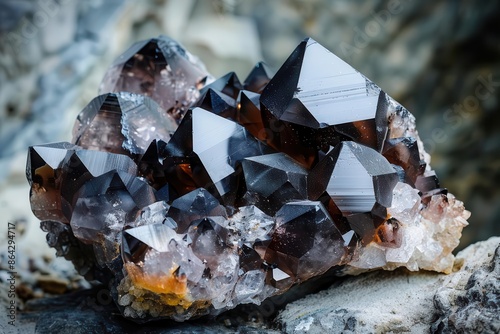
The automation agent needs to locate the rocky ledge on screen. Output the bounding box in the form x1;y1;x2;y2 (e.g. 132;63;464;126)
278;236;500;334
2;236;497;333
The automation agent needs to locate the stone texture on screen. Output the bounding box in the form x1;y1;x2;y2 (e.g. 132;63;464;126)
277;237;500;334
13;287;279;334
431;238;500;333
2;237;497;333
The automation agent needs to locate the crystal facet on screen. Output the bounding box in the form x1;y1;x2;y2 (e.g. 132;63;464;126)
260;38;389;167
27;36;470;322
72;92;177;156
99;35;212;123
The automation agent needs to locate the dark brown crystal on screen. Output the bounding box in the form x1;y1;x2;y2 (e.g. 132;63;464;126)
162;107;271;205
243;62;273;94
264;201;345;280
99;35;211;122
260;38;389;167
26;35;469;323
199;72;243;100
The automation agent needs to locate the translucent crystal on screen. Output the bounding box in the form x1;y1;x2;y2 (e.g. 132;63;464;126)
242;153;308;215
163;107;271;204
243;62;273;94
167;188;227;233
236;90;266;141
27;142;137;224
260;38;389;167
199;72;243;100
195;88;236;120
72;92;177;156
27;36;470;322
70;170;156;242
264;201;345;281
99;35;212;122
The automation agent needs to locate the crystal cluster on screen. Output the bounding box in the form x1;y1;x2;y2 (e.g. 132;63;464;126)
26;36;470;321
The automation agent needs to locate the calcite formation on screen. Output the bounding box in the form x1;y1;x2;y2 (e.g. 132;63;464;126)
26;35;470;321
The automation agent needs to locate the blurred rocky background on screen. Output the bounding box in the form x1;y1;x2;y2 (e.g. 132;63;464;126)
0;0;499;332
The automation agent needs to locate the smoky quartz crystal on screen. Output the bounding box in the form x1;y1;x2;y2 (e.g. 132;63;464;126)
27;36;469;321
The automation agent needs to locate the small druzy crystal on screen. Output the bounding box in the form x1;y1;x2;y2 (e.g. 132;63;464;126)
27;36;470;321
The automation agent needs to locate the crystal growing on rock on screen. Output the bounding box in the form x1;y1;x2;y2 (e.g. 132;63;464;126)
27;36;470;322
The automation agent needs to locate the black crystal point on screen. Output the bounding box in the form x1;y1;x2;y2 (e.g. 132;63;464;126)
27;142;137;224
321;141;398;214
199;72;243;100
264;201;345;280
382;137;425;186
194;88;236;120
137;139;169;191
167;188;227;233
236;90;266;141
27;142;78;223
163;107;271;204
313;141;399;245
242;153;308;215
260;38;389;167
243;62;273;94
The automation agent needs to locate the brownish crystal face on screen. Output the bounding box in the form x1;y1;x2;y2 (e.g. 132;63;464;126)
99;36;212;123
72;92;177;157
27;36;469;322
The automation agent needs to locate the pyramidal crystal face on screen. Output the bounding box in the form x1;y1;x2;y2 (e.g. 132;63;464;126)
99;35;213;123
26;36;470;321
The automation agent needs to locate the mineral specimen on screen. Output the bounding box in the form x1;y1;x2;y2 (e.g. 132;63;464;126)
26;35;470;321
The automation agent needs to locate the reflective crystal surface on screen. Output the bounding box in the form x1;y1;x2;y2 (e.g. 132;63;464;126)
72;92;177;156
99;35;212;123
260;38;389;167
263;201;345;283
27;36;470;322
194;88;236;120
199;72;243;100
162;107;271;205
243;62;273;94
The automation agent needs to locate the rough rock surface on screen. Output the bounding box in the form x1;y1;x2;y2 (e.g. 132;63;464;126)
2;237;497;333
432;237;500;333
277;236;500;334
14;288;279;334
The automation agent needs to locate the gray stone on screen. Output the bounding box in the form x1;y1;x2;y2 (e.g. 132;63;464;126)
277;237;500;334
40;0;78;54
0;0;33;32
11;287;280;334
431;239;500;333
0;0;126;184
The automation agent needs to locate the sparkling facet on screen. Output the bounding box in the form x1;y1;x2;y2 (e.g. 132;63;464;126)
163;107;271;204
199;72;243;100
72;92;176;156
264;201;345;280
167;188;227;233
260;38;389;167
99;35;212;122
